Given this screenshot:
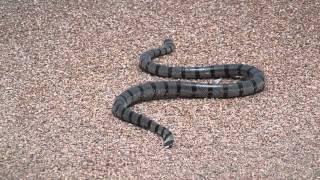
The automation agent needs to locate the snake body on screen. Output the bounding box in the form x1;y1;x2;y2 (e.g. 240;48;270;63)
112;39;265;148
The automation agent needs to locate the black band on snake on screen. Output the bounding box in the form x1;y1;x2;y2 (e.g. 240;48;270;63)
112;39;265;148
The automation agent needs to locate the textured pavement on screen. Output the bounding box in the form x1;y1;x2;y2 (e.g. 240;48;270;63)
1;0;319;179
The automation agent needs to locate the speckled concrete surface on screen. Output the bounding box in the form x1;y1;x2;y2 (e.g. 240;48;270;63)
0;0;319;179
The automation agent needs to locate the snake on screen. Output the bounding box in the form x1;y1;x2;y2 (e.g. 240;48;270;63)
112;39;265;148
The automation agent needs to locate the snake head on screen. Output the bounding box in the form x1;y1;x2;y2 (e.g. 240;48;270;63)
163;39;176;51
164;39;174;45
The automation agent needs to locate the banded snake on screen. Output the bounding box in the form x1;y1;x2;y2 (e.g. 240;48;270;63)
112;39;265;148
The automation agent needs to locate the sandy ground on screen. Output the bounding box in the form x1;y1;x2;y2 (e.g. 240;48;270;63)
1;0;319;179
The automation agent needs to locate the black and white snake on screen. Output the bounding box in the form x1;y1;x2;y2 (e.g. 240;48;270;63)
112;39;265;148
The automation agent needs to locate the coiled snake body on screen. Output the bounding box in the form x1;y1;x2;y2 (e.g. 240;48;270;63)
112;39;265;148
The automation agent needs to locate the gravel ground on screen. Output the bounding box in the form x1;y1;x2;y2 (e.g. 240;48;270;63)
1;0;319;179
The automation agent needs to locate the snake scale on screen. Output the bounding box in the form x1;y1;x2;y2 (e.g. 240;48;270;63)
112;39;265;148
